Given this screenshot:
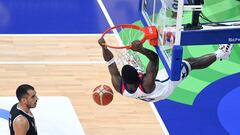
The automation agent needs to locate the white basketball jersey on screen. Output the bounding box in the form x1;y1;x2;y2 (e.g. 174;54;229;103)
121;61;191;102
121;69;178;102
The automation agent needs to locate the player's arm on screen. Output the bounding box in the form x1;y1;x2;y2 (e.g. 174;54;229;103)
13;115;29;135
98;38;122;93
131;40;159;93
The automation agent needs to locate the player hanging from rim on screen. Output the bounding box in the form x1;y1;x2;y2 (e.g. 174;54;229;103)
99;37;233;102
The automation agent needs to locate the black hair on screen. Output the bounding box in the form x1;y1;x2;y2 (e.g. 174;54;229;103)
16;84;34;101
121;65;140;84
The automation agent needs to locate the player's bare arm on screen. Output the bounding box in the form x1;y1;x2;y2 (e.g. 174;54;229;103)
98;38;122;93
13;115;29;135
131;40;159;93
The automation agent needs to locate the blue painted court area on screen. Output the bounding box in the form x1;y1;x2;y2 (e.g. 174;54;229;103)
218;86;240;135
154;73;240;135
0;0;109;34
101;0;143;25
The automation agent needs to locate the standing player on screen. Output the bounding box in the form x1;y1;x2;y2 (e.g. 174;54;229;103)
99;37;233;102
9;84;38;135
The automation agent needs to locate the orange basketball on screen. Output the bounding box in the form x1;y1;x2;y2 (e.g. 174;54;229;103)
92;85;113;106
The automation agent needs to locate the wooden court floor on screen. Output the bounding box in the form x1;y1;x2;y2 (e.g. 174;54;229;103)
0;36;164;135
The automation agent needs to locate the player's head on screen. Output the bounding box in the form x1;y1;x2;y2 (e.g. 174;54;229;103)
121;65;140;84
16;84;38;108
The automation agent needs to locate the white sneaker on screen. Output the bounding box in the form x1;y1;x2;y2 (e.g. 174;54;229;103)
215;44;233;60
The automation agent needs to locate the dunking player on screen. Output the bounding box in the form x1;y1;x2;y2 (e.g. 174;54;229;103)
99;38;233;102
9;84;38;135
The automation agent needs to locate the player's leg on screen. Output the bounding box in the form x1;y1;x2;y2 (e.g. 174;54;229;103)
184;44;233;70
184;53;216;70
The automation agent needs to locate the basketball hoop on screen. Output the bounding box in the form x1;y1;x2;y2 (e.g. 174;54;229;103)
101;24;158;49
100;24;159;73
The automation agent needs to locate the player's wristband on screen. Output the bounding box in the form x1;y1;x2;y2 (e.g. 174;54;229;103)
106;58;115;66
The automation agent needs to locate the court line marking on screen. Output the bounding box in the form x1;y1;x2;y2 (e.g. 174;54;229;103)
97;0;169;134
96;0;123;44
150;103;170;135
0;1;169;134
0;33;109;64
0;96;86;135
0;61;105;65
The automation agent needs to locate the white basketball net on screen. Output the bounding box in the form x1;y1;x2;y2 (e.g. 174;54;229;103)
111;48;145;73
103;26;146;73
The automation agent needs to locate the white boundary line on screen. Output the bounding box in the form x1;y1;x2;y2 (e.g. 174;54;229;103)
97;0;123;45
150;103;169;135
0;61;105;65
97;0;169;134
0;32;107;64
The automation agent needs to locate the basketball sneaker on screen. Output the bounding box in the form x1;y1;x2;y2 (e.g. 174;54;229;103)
214;44;233;60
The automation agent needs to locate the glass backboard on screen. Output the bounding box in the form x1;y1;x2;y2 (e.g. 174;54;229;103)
142;0;184;80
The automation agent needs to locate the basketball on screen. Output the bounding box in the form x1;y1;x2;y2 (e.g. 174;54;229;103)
92;85;113;106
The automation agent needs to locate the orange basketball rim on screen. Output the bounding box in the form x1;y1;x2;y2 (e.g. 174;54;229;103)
101;24;158;49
